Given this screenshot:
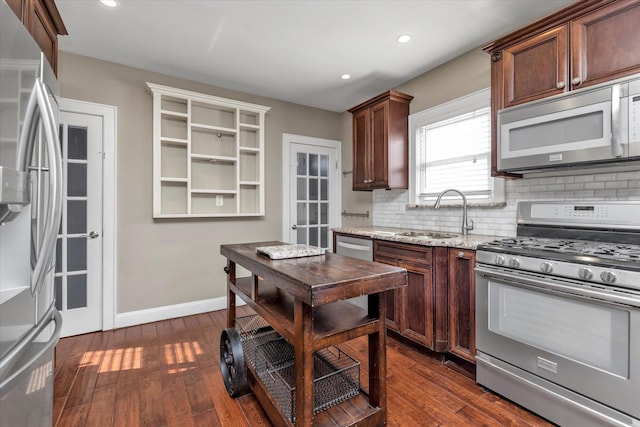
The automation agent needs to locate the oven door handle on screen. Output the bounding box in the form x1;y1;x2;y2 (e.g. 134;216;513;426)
476;265;640;308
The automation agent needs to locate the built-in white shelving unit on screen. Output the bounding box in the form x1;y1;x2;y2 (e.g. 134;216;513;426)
147;83;270;218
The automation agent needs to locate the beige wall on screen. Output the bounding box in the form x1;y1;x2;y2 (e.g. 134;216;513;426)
396;49;490;114
339;48;491;227
58;52;342;313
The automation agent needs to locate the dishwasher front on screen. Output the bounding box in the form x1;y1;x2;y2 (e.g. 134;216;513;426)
335;234;373;309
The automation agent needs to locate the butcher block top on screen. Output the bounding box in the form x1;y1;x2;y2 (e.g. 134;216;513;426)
221;241;407;307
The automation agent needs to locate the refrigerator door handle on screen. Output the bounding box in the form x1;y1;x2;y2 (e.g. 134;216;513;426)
17;79;63;295
0;304;61;390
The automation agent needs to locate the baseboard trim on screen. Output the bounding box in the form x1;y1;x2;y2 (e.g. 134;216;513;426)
114;296;245;329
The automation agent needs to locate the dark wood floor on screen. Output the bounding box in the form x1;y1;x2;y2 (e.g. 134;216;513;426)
53;306;553;426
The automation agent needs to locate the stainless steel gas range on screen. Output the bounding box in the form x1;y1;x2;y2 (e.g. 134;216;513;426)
475;201;640;427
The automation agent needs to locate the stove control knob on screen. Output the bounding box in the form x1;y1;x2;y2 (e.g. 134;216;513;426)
540;262;554;273
495;255;506;266
600;271;617;284
509;258;521;268
578;268;593;280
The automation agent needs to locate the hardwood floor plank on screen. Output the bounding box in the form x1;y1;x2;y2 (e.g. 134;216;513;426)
56;402;89;427
162;374;193;426
95;328;126;389
65;333;107;407
236;394;272;427
183;368;216;415
84;383;116;426
113;380;141;427
200;364;250;427
53;353;82;400
192;408;223;427
139;375;167;426
54;309;554;427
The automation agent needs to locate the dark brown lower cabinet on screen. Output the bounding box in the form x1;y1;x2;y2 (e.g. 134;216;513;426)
448;248;476;363
373;239;476;361
374;241;448;352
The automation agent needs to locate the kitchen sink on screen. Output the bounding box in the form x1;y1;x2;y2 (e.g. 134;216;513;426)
396;231;459;239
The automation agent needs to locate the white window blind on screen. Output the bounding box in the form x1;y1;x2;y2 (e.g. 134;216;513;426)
408;88;505;205
416;107;491;199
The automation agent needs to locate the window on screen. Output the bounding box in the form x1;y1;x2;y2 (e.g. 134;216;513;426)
409;88;504;205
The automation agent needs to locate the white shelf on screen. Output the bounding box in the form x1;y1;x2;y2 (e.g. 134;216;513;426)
148;82;270;218
190;188;237;194
161;177;188;183
160;137;188;145
161;109;188;118
190;153;237;162
190;123;237;134
239;123;260;130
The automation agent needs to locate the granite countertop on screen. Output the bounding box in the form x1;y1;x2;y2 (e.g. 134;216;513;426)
332;226;498;250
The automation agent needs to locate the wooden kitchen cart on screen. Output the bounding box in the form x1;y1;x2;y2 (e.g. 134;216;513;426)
220;241;407;427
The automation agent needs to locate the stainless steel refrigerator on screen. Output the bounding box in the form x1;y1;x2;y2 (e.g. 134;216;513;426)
0;1;63;425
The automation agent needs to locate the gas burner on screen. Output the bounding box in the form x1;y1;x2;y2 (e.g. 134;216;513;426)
482;237;640;268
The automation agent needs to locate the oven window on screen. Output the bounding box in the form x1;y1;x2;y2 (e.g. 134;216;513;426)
488;281;629;378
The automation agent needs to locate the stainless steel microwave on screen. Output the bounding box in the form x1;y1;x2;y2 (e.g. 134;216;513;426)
498;73;640;173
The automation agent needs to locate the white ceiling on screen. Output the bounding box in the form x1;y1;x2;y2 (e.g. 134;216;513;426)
56;0;575;112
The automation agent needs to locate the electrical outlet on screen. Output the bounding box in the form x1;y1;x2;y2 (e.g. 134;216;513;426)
216;195;223;206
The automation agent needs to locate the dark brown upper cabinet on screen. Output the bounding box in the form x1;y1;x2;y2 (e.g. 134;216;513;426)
348;90;413;191
6;0;67;75
484;0;640;176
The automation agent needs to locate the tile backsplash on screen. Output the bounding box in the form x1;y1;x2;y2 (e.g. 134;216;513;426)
373;169;640;238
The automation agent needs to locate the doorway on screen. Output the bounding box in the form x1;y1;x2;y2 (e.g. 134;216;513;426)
281;134;341;251
57;99;116;337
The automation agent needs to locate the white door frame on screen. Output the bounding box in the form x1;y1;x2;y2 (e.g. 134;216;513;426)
59;98;117;331
281;133;341;248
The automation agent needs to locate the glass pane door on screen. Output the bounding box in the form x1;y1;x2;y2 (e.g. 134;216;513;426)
294;151;331;249
55;110;103;337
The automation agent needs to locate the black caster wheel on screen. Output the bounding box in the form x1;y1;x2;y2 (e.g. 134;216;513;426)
220;328;249;397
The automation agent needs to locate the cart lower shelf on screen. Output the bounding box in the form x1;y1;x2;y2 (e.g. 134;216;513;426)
229;315;367;425
248;369;385;427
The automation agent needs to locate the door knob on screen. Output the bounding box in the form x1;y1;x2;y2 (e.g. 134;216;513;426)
88;231;99;239
291;224;298;230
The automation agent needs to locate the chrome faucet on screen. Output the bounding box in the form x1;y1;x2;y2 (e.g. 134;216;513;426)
434;189;474;236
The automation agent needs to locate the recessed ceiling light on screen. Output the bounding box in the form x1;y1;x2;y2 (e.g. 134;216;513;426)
397;34;411;43
100;0;119;7
340;74;351;80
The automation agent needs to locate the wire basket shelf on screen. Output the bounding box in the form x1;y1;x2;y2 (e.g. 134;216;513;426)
234;315;360;422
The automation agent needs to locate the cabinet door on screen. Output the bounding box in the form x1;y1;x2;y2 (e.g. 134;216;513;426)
448;249;476;363
570;0;640;89
501;25;569;107
370;101;389;188
373;255;402;332
30;0;59;73
399;261;434;349
352;108;370;190
6;0;23;20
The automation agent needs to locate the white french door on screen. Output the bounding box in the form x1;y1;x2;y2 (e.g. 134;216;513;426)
282;134;341;251
56;110;103;337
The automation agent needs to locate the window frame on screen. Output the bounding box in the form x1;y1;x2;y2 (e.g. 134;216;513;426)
408;88;504;206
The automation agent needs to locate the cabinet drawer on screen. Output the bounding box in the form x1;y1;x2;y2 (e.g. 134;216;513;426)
374;241;432;266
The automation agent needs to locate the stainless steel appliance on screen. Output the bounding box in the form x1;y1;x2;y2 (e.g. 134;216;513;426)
0;1;63;425
475;201;640;427
498;73;640;173
335;234;372;310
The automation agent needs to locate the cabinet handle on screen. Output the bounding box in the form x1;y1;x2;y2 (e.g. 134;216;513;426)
556;81;565;89
457;251;465;258
571;77;582;86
